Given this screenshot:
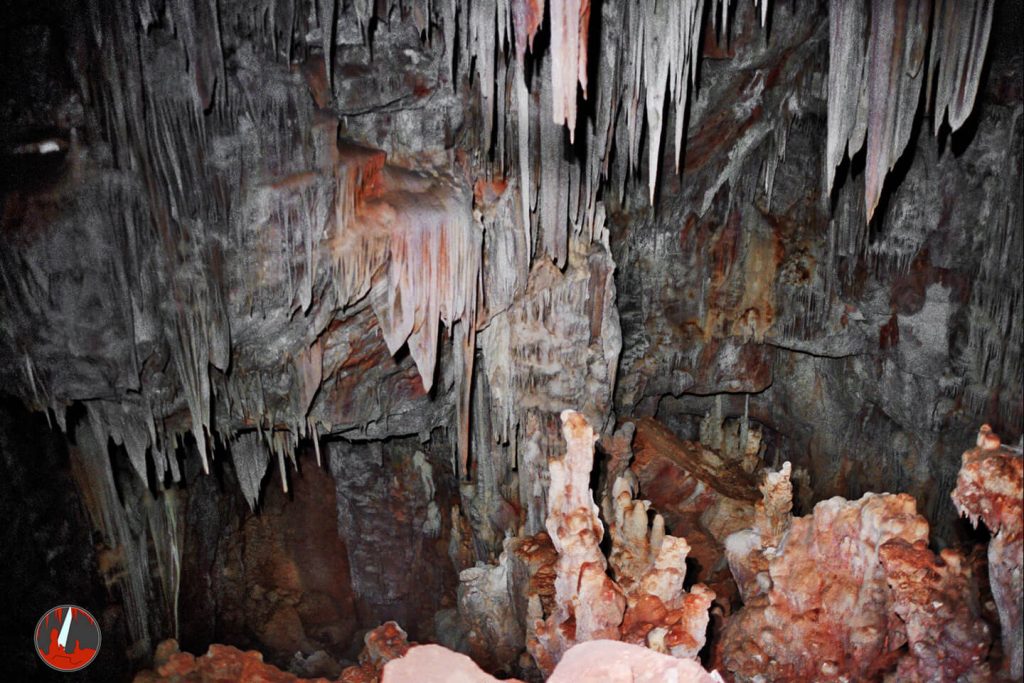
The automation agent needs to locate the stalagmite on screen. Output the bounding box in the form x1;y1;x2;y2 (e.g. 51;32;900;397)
609;474;715;660
719;490;934;681
529;410;625;674
952;426;1024;680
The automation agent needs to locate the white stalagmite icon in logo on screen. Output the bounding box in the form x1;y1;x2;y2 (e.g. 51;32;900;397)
57;605;74;650
35;604;102;672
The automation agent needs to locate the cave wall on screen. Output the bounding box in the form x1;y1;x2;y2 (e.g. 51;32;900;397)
612;0;1023;545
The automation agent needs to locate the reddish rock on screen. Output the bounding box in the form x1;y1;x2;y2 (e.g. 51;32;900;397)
134;640;333;683
195;455;358;667
879;539;992;681
952;427;1023;680
629;417;757;611
718;492;932;681
631;417;759;522
509;532;558;618
358;621;412;668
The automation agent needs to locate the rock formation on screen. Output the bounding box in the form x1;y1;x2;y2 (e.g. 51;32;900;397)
952;426;1024;680
527;410;627;673
547;640;723;683
720;484;937;680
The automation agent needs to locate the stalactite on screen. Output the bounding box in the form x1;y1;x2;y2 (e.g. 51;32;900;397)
230;431;271;510
318;0;338;95
863;0;931;223
825;0;868;197
826;0;994;224
929;0;994;134
71;418;154;659
548;0;590;141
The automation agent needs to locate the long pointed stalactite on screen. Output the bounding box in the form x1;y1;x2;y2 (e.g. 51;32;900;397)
826;0;995;222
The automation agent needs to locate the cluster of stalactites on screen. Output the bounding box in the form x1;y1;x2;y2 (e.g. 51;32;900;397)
826;0;995;222
464;0;734;267
330;148;482;478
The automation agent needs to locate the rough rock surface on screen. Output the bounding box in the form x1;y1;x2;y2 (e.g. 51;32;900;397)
719;490;933;681
952;427;1024;680
135;636;728;683
189;455;358;668
132;639;331;683
879;539;991;681
614;0;1023;549
327;439;457;641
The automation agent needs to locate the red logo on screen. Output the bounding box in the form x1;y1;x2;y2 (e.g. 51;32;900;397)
34;605;101;672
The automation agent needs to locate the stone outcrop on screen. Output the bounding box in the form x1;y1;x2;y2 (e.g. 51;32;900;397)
720;487;932;681
879;539;991;681
952;426;1024;680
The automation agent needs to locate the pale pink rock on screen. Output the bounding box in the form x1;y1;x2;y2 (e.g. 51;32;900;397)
548;640;724;683
380;644;509;683
528;411;626;673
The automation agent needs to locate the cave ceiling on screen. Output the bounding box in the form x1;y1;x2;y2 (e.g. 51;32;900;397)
0;0;1019;526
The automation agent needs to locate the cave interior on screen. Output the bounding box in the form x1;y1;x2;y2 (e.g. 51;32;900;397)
0;0;1022;681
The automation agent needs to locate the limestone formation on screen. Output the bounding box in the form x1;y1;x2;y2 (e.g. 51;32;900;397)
952;426;1024;680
